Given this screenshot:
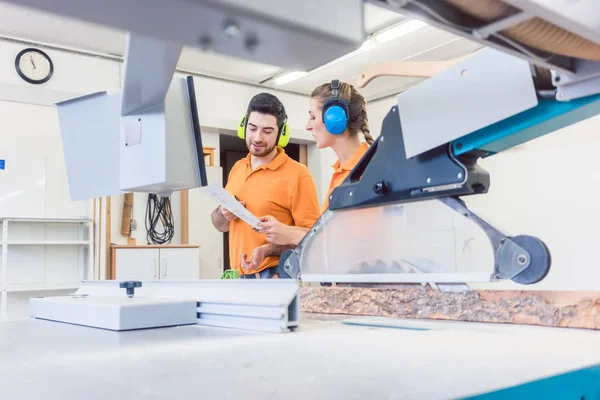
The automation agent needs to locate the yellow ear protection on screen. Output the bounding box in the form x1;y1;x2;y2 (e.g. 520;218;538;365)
237;114;290;148
322;79;349;135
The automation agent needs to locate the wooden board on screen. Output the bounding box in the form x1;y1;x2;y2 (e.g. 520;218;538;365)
120;193;133;237
299;144;307;166
105;196;111;280
356;55;473;88
300;287;600;330
181;190;189;244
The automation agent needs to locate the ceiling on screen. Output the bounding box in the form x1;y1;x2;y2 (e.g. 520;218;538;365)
0;1;483;102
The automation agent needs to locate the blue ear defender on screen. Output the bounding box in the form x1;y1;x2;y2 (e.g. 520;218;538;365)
322;79;349;135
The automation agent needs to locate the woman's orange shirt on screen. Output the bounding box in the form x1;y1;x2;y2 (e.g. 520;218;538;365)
321;142;370;212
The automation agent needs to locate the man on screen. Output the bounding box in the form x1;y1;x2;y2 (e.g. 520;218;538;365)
211;93;320;278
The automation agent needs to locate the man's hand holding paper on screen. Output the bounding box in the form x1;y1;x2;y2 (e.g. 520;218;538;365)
220;200;246;222
202;182;261;230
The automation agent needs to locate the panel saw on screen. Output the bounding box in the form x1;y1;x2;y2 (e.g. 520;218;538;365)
281;0;600;288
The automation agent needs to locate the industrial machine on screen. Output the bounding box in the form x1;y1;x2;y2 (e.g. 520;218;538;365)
282;0;600;287
1;0;600;398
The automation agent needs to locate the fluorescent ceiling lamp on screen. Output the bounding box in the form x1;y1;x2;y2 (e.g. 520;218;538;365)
333;39;373;63
274;71;308;86
375;20;428;43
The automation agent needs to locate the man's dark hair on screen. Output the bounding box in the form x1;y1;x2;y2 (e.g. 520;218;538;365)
246;93;287;129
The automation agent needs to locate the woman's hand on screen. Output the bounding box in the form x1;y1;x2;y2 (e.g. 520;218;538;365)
258;215;294;246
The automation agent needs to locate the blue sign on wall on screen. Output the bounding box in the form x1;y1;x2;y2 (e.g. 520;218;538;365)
0;160;4;170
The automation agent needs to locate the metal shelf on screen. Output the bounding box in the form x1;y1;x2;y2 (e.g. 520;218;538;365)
7;283;81;292
7;241;92;246
1;217;94;320
0;217;92;223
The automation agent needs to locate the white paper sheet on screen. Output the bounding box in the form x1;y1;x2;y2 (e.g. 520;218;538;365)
200;182;261;229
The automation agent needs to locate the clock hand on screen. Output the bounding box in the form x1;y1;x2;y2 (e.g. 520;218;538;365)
29;56;36;69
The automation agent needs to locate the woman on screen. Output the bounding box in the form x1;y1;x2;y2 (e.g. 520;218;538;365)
257;80;374;246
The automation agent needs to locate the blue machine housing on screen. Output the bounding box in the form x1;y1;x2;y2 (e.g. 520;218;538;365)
468;364;600;399
453;94;600;157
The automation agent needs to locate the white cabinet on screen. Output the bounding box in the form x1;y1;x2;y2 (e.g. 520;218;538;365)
157;248;200;280
114;247;159;281
112;245;200;281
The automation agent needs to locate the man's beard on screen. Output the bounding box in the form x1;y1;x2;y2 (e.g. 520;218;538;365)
247;139;277;157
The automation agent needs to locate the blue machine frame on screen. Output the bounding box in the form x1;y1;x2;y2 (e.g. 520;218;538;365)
453;94;600;157
469;364;600;399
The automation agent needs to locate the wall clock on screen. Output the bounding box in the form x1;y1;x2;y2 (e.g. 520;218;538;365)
15;48;54;84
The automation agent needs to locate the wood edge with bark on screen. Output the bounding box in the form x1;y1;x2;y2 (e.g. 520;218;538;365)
300;287;600;330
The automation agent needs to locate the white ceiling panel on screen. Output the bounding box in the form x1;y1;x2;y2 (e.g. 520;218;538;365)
177;47;284;83
267;25;466;96
404;36;484;63
0;2;125;55
363;2;404;34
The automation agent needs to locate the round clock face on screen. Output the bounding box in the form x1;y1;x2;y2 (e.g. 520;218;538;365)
15;48;53;84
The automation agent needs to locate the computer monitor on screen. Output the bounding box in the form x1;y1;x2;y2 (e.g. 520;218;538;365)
56;74;208;201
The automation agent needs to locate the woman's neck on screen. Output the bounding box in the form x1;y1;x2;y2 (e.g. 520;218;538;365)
331;135;361;167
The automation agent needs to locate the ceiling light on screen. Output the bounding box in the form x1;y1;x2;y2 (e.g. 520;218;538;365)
273;71;307;86
375;20;428;43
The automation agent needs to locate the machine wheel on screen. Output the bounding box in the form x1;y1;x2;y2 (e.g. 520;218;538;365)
510;235;552;285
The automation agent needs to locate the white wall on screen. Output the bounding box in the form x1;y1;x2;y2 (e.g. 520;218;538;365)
0;100;90;218
0;41;121;105
0;100;95;295
366;96;397;139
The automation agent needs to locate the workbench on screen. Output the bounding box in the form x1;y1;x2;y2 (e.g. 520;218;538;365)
1;313;599;399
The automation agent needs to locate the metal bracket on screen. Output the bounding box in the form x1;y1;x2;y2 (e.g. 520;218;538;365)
471;12;532;40
280;249;300;280
438;197;530;280
328;106;489;212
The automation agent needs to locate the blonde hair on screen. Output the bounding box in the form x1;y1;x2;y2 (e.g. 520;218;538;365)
311;81;374;145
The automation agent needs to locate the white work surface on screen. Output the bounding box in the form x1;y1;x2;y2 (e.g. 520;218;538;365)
0;315;599;399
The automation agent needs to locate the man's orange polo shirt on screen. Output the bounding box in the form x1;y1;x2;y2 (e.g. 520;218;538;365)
225;147;320;275
321;142;370;212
